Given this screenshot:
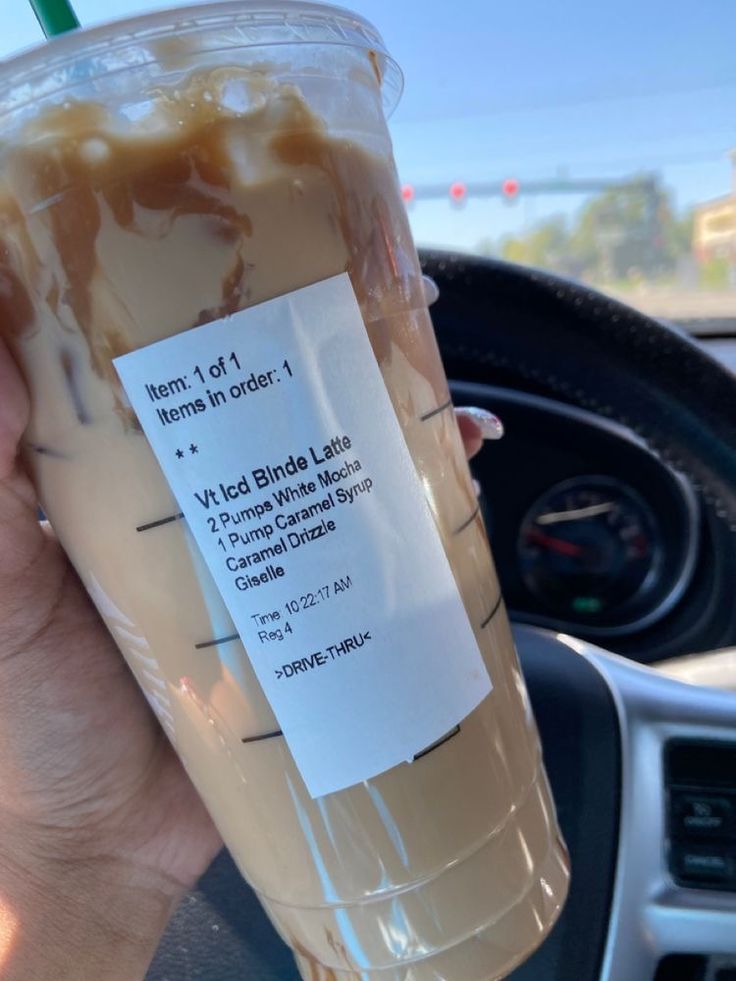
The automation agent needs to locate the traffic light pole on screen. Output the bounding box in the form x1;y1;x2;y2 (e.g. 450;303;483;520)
402;174;660;202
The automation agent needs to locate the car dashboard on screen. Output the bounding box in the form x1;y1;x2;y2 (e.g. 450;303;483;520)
453;380;736;664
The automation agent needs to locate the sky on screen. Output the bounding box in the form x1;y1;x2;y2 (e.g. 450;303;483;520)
1;0;735;253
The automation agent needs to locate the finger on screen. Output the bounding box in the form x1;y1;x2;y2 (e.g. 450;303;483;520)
0;338;49;629
0;336;29;483
0;335;36;526
455;407;504;460
422;275;440;307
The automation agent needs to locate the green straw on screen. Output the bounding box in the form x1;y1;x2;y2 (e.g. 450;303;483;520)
29;0;80;37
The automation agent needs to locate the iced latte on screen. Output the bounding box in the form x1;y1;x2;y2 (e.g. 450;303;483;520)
0;4;569;978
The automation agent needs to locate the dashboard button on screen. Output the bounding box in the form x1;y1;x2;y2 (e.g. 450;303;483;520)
671;793;734;837
672;843;735;887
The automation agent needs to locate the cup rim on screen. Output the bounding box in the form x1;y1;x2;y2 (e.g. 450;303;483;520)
0;0;403;123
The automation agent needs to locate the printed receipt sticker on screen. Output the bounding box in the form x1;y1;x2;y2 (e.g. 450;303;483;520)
116;274;492;797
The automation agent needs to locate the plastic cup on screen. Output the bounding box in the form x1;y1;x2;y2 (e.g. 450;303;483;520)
0;4;569;978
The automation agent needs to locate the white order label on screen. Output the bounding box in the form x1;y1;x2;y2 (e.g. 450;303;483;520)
115;273;492;798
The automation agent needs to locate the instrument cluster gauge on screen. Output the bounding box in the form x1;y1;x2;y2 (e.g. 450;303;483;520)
518;476;664;624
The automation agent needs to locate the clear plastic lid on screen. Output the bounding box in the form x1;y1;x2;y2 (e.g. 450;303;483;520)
0;1;403;124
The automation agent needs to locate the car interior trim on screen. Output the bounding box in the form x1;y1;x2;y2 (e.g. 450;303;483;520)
546;630;736;980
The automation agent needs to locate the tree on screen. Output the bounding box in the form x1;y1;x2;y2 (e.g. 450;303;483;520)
666;208;694;264
499;216;570;271
567;183;668;281
475;237;497;258
486;183;692;285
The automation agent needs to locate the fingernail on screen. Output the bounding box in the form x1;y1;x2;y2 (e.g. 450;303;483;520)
422;275;440;307
461;407;504;440
472;478;482;498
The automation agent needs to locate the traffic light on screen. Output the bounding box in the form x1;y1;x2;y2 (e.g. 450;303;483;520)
449;181;467;206
502;178;520;200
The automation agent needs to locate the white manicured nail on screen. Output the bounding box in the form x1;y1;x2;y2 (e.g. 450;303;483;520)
461;407;504;440
422;275;440;306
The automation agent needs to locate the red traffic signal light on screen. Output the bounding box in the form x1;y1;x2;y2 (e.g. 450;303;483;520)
401;183;415;203
449;181;467;203
502;178;520;198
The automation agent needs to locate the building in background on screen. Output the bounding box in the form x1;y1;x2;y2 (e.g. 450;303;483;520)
693;151;736;272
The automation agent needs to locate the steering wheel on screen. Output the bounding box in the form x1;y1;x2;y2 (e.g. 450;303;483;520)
147;253;736;981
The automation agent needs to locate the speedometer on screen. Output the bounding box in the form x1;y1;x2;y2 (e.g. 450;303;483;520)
518;476;664;620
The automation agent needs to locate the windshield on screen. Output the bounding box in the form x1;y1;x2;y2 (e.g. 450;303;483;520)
3;0;735;332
